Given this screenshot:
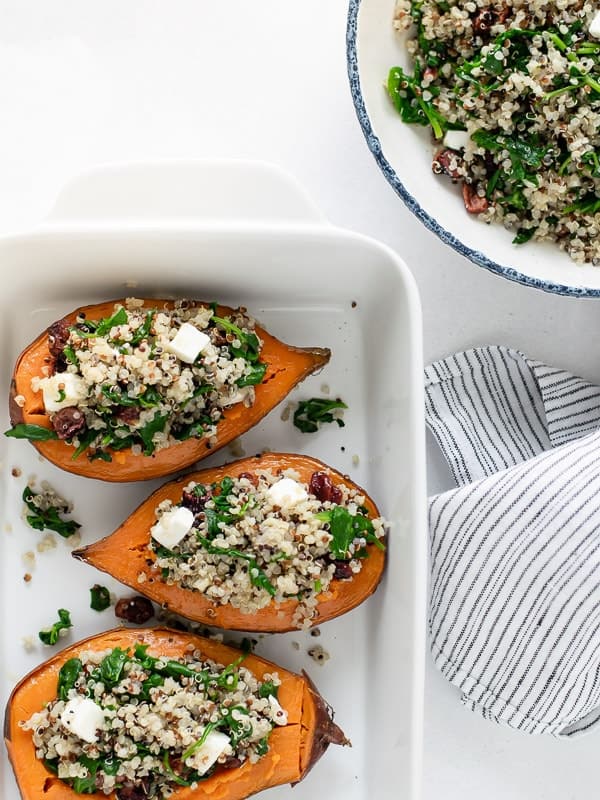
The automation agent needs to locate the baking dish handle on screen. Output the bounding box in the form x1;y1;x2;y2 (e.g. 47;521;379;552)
43;160;328;227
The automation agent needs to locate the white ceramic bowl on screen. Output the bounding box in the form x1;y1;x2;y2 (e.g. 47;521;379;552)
0;161;426;800
347;0;600;296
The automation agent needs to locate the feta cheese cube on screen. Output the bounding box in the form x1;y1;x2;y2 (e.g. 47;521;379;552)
151;506;195;549
39;373;87;413
590;10;600;38
60;697;106;743
267;478;308;508
188;730;231;775
443;130;471;151
166;323;210;363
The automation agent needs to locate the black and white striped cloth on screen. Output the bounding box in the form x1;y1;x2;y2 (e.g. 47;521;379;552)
426;346;600;737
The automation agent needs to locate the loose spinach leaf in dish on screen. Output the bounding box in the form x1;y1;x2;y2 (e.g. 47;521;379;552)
293;398;347;433
90;584;111;612
22;487;81;538
39;609;72;646
4;424;58;442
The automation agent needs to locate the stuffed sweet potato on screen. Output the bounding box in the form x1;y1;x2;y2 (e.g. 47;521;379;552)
73;453;387;632
7;299;329;482
4;627;348;800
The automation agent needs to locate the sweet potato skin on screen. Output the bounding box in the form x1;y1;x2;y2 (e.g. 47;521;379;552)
4;627;347;800
9;300;330;482
73;453;386;632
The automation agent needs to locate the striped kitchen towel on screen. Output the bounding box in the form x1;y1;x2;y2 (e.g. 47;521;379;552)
425;346;600;737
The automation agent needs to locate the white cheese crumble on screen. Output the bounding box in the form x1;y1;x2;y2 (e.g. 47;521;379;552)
166;322;211;363
39;373;87;412
187;730;231;775
60;697;106;743
590;10;600;37
266;478;308;508
151;506;195;549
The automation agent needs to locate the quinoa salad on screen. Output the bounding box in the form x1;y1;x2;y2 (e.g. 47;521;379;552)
21;642;286;798
16;299;267;461
150;468;387;629
389;0;600;263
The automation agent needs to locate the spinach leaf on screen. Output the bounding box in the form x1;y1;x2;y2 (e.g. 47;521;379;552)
72;428;100;460
256;736;270;756
101;385;139;406
90;584;111;612
387;64;451;139
293;398;347;433
99;647;128;686
315;507;385;559
513;227;537;245
22;487;81;538
258;681;279;699
563;193;600;215
138;412;169;456
63;345;79;366
57;657;83;700
4;424;58;442
39;609;72;646
140;672;164;700
129;310;154;345
211;315;261;363
72;755;100;794
236;361;268;387
94;307;128;337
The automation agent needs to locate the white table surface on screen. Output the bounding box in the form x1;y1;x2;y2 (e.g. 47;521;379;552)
1;2;599;798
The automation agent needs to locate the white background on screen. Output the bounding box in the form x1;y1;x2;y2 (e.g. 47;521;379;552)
1;1;599;798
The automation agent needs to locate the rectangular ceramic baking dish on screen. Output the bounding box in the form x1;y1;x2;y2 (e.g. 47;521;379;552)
0;160;426;800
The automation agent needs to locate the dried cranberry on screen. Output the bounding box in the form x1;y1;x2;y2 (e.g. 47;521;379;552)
181;487;211;513
116;406;141;425
309;472;342;504
462;182;489;214
332;560;353;580
114;596;154;624
432;149;463;180
47;319;70;358
472;8;494;33
222;756;243;770
238;471;258;487
116;779;150;800
51;407;86;440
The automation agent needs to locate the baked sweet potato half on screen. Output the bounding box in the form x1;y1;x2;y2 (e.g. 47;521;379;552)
5;627;348;800
73;453;387;632
7;299;329;482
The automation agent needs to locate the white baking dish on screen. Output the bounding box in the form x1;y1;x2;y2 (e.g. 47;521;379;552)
0;160;426;800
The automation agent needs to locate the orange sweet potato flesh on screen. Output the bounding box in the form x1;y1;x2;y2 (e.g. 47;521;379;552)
4;627;348;800
73;453;386;632
9;300;330;482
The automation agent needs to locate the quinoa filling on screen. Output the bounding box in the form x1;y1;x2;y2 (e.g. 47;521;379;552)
150;469;387;629
21;643;286;799
390;0;600;264
29;299;267;460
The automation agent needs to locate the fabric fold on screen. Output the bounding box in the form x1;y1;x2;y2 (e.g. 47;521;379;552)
426;346;600;737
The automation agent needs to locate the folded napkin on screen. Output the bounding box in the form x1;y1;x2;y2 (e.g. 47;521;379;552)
425;346;600;737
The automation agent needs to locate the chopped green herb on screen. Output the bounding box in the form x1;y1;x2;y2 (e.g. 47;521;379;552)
22;487;81;538
258;681;279;699
57;657;83;700
4;424;58;442
39;609;72;646
293;398;347;433
196;536;276;596
90;584;111;612
138;412;169;456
